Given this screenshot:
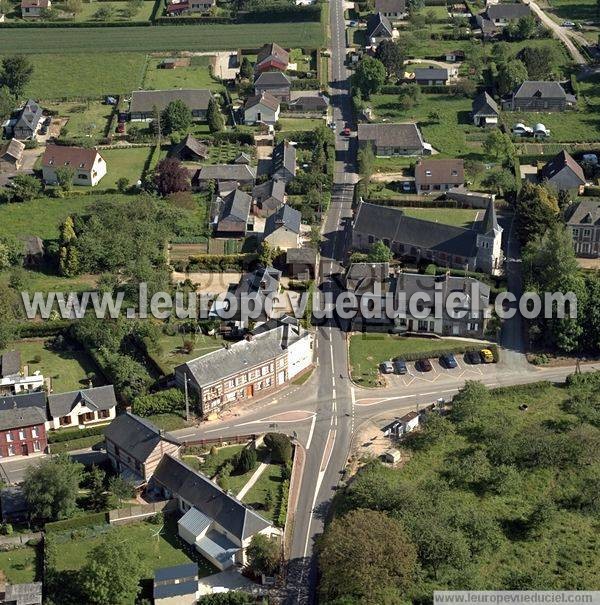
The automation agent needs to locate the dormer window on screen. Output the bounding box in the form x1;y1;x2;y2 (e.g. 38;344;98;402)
451;170;458;176
425;170;432;176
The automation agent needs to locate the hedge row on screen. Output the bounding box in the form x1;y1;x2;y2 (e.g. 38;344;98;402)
398;342;499;363
17;321;73;338
186;252;257;272
275;478;290;528
138;336;173;377
154;15;231;25
212;130;255;146
237;4;321;22
47;425;106;443
45;511;108;533
0;20;151;28
132;388;186;416
291;78;321;91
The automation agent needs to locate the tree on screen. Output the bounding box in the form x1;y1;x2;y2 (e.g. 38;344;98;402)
246;534;280;577
518;46;559;80
482;168;516;197
375;39;405;80
483;129;514;161
235;447;257;474
55;165;75;193
515;182;559;245
124;0;142;16
10;174;41;202
357;144;374;179
353;56;386;99
93;5;114;20
58;216;79;277
368;240;392;263
427;110;441;123
65;0;82;14
239;57;253;80
79;533;143;605
160;99;192;135
582;272;600;354
456;78;477;97
198;594;254;604
0;235;23;270
22;454;83;522
264;433;292;464
1;55;34;97
257;240;274;266
153;157;191;196
0;288;16;350
0;86;15;121
398;82;421;110
516;14;537;40
108;475;135;506
116;177;130;193
207;97;224;133
86;465;107;512
497;59;528;96
318;509;418;604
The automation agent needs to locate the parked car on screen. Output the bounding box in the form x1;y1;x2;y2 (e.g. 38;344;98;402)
392;358;407;374
380;361;394;374
342;123;351;136
402;182;411;192
105;96;118;105
44;116;52;127
39;125;48;135
415;358;433;372
439;353;457;369
464;350;481;365
480;348;494;363
116;122;126;134
348;20;358;26
562;20;575;27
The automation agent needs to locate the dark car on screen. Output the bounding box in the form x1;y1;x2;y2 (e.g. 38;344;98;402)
342;123;351;136
44;116;52;126
439;353;457;369
392;358;407;374
415;358;433;372
464;350;481;365
39;125;48;135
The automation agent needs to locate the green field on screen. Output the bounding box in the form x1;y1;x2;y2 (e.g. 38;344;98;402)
242;462;286;522
0;269;99;294
45;99;112;142
349;334;476;386
62;0;155;22
0;545;39;584
18;53;147;99
152;332;225;374
98;147;153;189
143;56;225;91
548;0;598;21
399;207;481;228
279;117;326;133
1;338;104;393
0;194;130;240
0;22;325;54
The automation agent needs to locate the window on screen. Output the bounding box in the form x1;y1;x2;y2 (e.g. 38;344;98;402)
584;229;592;237
77;173;87;180
368;235;375;244
418;320;428;331
59;416;72;426
468;322;479;331
18;430;25;441
6;432;13;443
32;427;39;438
8;445;15;457
99;409;110;419
33;441;41;452
572;228;579;237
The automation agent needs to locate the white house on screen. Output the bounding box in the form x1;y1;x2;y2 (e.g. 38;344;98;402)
42;145;107;187
263;204;301;251
0;351;44;396
244;92;280;126
47;385;117;430
151;455;280;570
21;0;50;17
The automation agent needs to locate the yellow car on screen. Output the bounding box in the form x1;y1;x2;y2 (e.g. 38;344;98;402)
480;348;494;363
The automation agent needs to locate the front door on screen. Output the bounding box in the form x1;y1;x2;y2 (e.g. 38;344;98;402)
21;443;29;456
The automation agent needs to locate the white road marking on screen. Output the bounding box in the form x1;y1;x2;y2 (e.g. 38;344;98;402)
305;413;317;450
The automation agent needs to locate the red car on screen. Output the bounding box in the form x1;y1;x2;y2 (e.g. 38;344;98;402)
342;123;351;136
116;122;126;134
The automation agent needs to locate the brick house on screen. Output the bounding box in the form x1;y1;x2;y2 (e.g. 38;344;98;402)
255;43;290;74
0;393;47;458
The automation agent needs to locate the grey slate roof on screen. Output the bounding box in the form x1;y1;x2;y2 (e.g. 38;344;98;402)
14;99;43;134
486;2;530;20
170;134;208;159
3;582;42;605
288;91;329;111
129;89;212;114
0;138;25;161
219;188;252;224
234;152;252;164
264;204;302;236
347;262;391;295
539;150;585;185
253;178;286;204
513;80;566;99
358;122;424;150
154;563;198;583
104;412;180;461
0;392;47;431
472;91;499;116
271;140;297;179
566;200;600;225
414;67;449;81
48;385;117;419
195;164;256;183
154;580;198;600
245;92;280;112
286;247;318;265
353;201;480;257
1;351;21;377
366;12;393;39
152;454;272;540
254;71;291;88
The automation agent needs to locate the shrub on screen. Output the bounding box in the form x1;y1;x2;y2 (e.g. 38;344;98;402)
131;388;185;417
235;447;257;474
264;433;292;464
47;425;105;443
0;523;13;535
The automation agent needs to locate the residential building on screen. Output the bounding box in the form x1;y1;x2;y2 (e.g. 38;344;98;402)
538;150;586;193
192;164;256;189
271;140;297;182
0;393;47;458
104;412;181;485
352;199;503;274
287;91;329;113
20;0;50;17
47;385;117;430
471;91;499;127
502;81;573;112
413;67;449;86
345;262;391;296
0;139;25;171
0;351;44;396
414;159;465;193
212;188;253;236
374;0;407;19
255;42;290;74
485;2;531;26
358;123;431;156
165;0;214;14
244;92;281;126
129;89;213;122
286;247;318;279
254;72;292;102
6;99;43;141
565;200;600;258
153;564;198;605
169;134;208;161
263;204;302;250
150;455;279;570
175;319;313;416
42;145;107;187
366;12;394;46
234;152;251;165
445;50;465;62
253;178;286;217
0;581;42;605
446;186;496;209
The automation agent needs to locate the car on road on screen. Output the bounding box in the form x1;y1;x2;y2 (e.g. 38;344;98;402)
392;358;407;374
342;123;351;136
480;348;494;363
562;20;575;27
379;361;394;374
439;353;458;369
415;358;433;372
464;350;481;365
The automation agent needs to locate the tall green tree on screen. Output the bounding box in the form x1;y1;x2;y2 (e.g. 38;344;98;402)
86;465;107;512
515;182;559;245
375;39;405;80
368;241;393;263
357;144;374;179
239;57;253;80
55;165;75;193
1;55;34;97
160;99;192;135
497;59;528;96
353;56;386;99
0;85;15;120
483;129;514;162
207;97;225;133
10;174;41;203
58;216;80;277
22;454;83;522
246;534;280;577
519;46;559;80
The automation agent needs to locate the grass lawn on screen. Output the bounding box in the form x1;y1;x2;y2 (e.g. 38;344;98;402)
50;434;104;453
195;444;245;477
151;333;224;374
399;207;481;228
242;462;286;522
45;99;112;143
146;412;191;431
0;545;39;584
16;53;148;99
60;0;155;21
0;194;130;240
97;147;153;189
349;334;475;386
143;56;225;91
53;517;217;578
1;338;104;393
548;0;598;22
0;23;325;55
279;117;326;133
0;269;99;294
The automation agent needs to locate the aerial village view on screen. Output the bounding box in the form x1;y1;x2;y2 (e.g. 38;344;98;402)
0;0;599;602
